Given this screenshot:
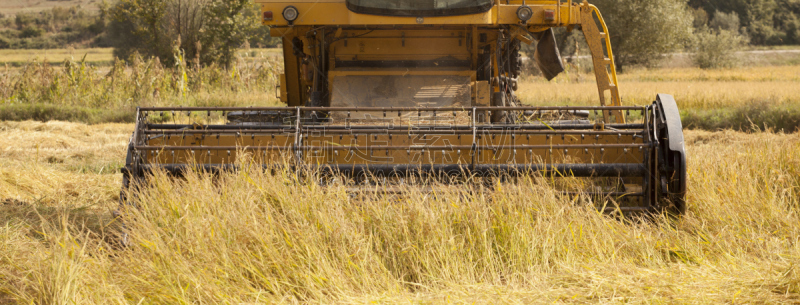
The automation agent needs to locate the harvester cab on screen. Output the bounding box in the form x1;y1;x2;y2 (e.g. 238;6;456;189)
121;0;687;215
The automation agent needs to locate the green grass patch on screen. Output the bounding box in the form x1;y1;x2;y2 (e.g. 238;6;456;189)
3;102;799;133
682;103;800;132
0;104;135;124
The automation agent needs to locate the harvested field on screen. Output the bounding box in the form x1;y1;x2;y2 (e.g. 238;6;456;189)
1;45;799;303
0;121;799;303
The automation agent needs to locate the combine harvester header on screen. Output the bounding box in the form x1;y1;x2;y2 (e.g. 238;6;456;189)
121;0;687;215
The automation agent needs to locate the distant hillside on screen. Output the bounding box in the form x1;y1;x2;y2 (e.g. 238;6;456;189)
0;0;99;15
0;4;107;49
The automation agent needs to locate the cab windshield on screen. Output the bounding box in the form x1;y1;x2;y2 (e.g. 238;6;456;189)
346;0;493;17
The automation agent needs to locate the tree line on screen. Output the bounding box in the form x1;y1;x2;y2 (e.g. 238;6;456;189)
690;0;800;45
0;0;278;67
1;0;798;70
544;0;786;70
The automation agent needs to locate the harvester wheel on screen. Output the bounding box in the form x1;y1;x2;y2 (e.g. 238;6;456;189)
653;94;687;215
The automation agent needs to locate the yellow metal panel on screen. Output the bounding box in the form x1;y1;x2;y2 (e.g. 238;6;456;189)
333;37;470;62
258;1;581;26
269;27;292;38
471;25;479;68
347;12;492;25
281;36;303;106
146;134;295;164
475;81;491;106
260;3;350;26
563;2;580;25
279;74;287;103
327;69;476;107
328;69;475;77
145;131;644;167
497;5;544;25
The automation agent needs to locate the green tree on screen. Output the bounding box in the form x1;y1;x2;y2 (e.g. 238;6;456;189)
591;0;694;71
710;10;742;32
107;0;169;62
200;0;257;68
108;0;258;67
691;7;710;29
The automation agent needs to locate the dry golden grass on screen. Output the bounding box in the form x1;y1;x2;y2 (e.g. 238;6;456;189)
0;50;284;123
519;65;800;107
0;48;115;67
0;0;98;14
0;48;282;67
0;121;127;207
519;64;800;131
520;80;800;109
0;121;799;303
0;52;798;303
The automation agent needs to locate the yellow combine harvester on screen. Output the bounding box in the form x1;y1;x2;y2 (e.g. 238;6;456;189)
121;0;687;214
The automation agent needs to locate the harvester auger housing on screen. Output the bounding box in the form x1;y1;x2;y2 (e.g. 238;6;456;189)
120;0;687;214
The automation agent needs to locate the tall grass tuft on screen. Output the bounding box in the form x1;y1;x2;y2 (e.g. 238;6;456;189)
0;51;283;123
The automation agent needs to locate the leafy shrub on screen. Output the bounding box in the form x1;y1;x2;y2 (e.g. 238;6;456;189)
0;34;9;49
19;26;44;38
691;28;747;69
709;10;741;32
14;13;36;30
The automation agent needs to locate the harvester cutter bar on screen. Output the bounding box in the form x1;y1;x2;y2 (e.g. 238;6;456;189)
142;124;646;131
142;130;643;135
134;144;646;151
137;106;646;112
128;163;646;178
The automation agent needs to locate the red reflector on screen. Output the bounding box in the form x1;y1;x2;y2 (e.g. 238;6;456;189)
263;11;273;21
544;10;555;22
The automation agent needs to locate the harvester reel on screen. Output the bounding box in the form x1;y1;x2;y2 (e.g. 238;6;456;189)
652;94;687;215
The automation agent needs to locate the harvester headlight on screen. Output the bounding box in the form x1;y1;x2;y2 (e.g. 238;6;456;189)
517;5;533;23
283;6;299;23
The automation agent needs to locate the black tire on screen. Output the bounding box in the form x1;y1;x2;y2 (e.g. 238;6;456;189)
654;94;687;215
